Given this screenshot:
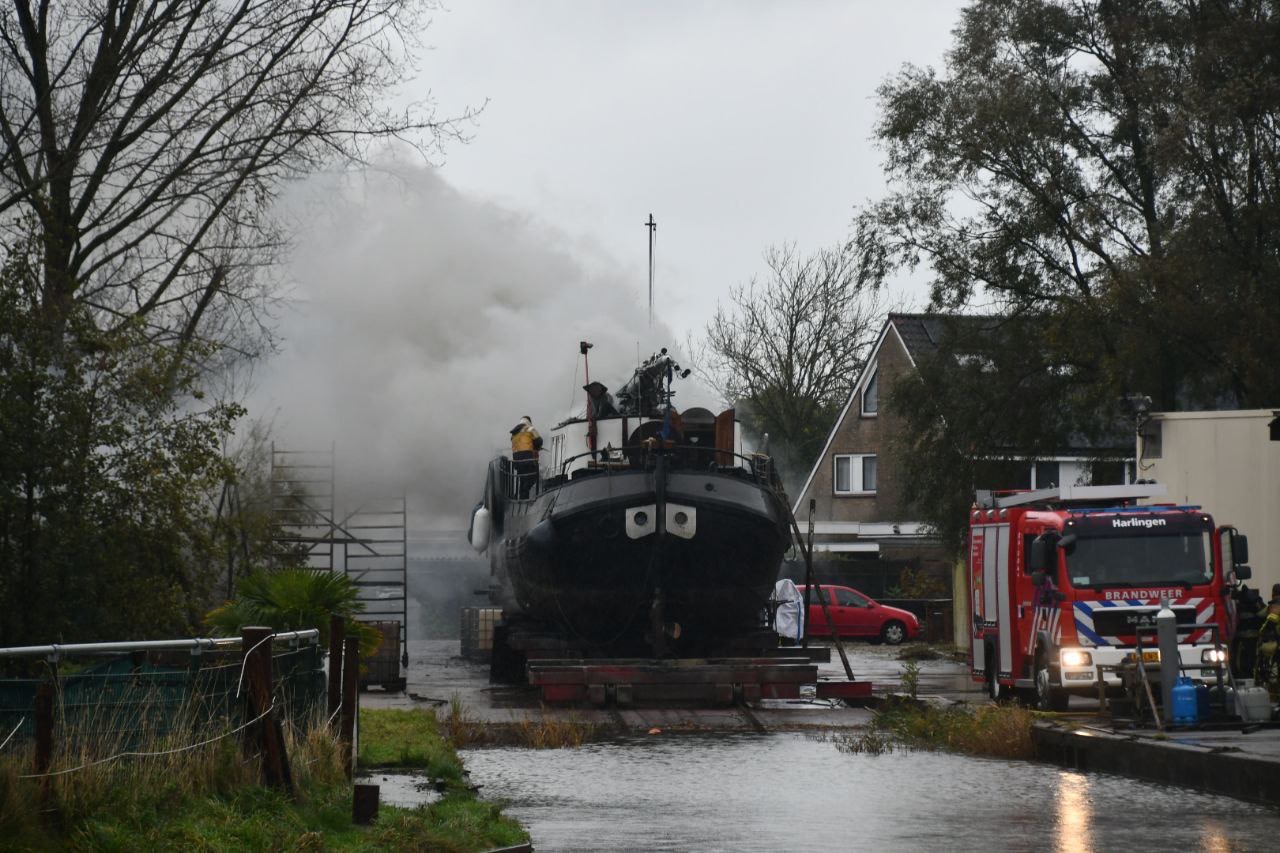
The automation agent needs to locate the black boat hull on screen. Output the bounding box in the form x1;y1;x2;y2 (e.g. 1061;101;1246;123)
489;465;789;657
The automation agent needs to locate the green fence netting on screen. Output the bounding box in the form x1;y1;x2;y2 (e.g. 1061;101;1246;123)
0;642;324;753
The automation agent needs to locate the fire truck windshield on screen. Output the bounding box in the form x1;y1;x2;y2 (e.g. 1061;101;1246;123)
1065;530;1213;589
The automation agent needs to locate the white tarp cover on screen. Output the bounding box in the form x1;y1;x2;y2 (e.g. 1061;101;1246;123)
771;578;805;641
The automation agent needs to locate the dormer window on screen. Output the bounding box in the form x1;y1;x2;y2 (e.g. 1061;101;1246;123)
861;367;878;416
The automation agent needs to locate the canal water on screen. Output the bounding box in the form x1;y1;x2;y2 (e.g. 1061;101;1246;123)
461;732;1280;852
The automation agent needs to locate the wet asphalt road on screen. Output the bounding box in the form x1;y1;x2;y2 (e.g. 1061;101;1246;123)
362;635;984;733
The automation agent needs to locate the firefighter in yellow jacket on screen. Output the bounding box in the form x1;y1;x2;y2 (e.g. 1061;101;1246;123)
509;416;542;499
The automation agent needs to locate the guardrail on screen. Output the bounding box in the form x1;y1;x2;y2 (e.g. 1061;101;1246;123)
0;629;319;660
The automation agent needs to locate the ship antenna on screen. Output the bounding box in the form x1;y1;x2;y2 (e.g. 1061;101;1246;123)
646;213;656;327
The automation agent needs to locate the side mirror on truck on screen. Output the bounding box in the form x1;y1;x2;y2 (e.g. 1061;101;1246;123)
1028;538;1049;573
1028;532;1059;581
1234;564;1253;581
1057;532;1077;554
1231;531;1249;565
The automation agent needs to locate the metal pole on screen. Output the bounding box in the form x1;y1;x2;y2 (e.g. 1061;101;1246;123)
580;341;595;454
808;499;855;682
34;682;53;778
328;614;345;722
1157;597;1179;726
646;214;656;326
0;634;305;659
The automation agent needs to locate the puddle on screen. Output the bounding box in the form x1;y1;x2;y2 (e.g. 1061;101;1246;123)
356;771;444;809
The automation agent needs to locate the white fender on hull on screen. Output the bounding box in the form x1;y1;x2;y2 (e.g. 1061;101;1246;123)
470;506;491;553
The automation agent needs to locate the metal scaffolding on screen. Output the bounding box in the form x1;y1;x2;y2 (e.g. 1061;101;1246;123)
269;445;408;684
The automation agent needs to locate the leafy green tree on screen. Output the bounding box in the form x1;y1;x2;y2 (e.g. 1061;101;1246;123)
696;243;885;487
857;0;1280;411
884;316;1126;554
0;239;242;647
856;0;1280;552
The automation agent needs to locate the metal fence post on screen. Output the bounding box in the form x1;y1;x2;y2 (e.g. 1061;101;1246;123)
241;626;295;797
33;681;53;778
340;634;359;778
328;614;345;723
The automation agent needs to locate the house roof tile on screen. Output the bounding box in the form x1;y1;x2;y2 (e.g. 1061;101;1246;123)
887;312;1004;363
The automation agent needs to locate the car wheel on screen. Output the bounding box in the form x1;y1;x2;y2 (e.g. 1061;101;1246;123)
881;620;907;646
1035;655;1069;711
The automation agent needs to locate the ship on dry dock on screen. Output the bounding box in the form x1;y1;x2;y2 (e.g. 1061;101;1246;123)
469;345;790;678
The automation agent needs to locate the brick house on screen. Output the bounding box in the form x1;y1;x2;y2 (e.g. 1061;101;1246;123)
790;313;1135;593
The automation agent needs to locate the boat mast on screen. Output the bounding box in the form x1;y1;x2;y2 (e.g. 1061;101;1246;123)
580;340;595;452
646;213;656;327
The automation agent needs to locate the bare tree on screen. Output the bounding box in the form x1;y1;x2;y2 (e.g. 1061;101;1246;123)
0;0;470;362
696;243;885;477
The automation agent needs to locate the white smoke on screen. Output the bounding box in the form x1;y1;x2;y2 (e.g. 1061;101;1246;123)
252;156;691;526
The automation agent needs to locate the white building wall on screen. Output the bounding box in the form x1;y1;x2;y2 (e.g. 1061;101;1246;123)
1141;410;1280;595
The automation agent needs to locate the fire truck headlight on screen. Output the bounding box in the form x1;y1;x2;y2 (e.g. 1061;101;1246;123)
1060;649;1092;668
1201;648;1227;665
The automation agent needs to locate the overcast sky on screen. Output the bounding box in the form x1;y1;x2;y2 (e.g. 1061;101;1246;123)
255;2;970;522
411;1;966;338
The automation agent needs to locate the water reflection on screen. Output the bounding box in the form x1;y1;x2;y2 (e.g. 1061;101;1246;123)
1056;771;1092;853
1200;820;1234;853
461;733;1280;853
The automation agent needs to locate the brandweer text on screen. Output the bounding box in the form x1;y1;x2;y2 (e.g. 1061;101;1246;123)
1103;589;1181;600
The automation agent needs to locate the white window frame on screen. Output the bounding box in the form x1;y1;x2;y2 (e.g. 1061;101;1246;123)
833;453;877;495
860;366;879;417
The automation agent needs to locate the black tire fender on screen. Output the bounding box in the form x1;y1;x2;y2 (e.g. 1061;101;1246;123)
984;640;1001;700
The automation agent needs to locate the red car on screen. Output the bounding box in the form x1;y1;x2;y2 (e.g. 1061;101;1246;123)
796;584;920;645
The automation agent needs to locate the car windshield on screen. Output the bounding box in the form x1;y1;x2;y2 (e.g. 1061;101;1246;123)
1065;531;1213;589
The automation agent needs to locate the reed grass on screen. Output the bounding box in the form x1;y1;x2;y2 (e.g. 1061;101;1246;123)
822;700;1038;761
899;660;921;699
878;700;1037;760
510;713;605;748
435;695;606;749
0;679;528;850
440;694;489;748
896;644;943;662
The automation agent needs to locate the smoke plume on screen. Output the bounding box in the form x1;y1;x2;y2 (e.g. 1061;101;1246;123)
251;158;681;526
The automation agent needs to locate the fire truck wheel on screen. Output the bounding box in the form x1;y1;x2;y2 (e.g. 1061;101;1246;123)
881;621;907;646
1035;657;1069;712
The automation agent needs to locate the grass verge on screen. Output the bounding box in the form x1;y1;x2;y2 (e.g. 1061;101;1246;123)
0;703;527;851
826;699;1038;761
61;780;526;852
358;707;464;782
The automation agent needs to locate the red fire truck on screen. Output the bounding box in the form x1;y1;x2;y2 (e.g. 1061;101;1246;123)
968;484;1251;710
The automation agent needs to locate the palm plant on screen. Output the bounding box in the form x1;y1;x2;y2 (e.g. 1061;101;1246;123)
205;568;382;658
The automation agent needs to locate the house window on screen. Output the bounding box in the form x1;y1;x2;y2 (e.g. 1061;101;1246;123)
1033;461;1058;490
1141;422;1162;458
834;454;877;495
1086;460;1126;486
861;367;879;416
